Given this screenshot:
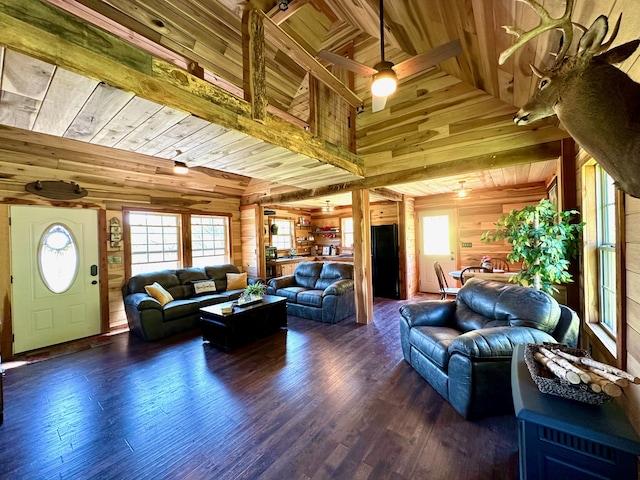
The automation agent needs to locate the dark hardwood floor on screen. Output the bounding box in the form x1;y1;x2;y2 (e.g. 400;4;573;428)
0;297;519;480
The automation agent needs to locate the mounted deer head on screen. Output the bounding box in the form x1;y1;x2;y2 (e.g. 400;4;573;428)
501;0;640;198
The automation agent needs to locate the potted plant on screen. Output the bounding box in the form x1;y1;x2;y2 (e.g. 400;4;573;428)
243;282;266;302
481;199;584;294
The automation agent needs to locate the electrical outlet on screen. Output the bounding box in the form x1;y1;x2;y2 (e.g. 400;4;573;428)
461;242;472;248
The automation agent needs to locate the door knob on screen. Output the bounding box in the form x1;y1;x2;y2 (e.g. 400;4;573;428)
90;265;98;276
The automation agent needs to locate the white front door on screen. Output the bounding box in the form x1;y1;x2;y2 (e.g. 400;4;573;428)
10;206;101;354
418;209;457;293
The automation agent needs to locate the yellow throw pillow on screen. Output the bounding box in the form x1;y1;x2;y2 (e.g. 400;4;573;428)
226;272;247;290
144;282;174;306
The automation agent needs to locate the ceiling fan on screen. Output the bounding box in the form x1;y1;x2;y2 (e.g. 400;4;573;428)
318;0;462;112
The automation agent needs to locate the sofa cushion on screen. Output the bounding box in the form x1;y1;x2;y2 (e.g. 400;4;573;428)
163;298;200;321
177;267;207;285
456;277;560;334
126;270;179;295
409;326;461;370
297;289;323;308
144;282;174;306
315;262;353;290
226;272;247;290
205;264;241;291
454;302;509;332
274;286;308;302
294;262;323;289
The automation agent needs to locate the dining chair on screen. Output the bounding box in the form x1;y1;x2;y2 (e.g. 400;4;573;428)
434;261;460;299
459;266;491;285
491;258;510;272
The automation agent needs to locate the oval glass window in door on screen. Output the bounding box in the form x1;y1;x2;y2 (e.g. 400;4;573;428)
38;224;79;294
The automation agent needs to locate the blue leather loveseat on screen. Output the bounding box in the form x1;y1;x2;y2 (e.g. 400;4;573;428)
266;261;355;323
399;278;579;419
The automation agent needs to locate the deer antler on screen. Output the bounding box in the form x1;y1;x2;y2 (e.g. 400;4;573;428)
499;0;575;65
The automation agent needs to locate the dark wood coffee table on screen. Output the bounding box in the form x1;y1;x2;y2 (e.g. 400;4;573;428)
200;294;287;351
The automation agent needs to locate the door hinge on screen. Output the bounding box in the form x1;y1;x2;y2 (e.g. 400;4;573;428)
10;275;13;284
8;217;11;226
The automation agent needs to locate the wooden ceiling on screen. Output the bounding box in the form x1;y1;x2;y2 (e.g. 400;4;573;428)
1;0;639;208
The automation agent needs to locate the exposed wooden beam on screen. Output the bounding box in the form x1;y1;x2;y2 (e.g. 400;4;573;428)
0;0;363;177
258;9;363;107
370;187;403;202
267;0;312;25
245;141;561;205
242;7;267;123
352;189;373;324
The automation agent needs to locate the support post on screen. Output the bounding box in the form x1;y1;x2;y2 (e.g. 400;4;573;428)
242;7;267;123
352;189;373;324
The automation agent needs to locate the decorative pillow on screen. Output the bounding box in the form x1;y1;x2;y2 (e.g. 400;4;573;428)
192;279;217;296
144;282;174;306
226;272;247;290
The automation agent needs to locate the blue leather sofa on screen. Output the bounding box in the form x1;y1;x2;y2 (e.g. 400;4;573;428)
399;278;579;419
122;264;263;341
266;261;355;323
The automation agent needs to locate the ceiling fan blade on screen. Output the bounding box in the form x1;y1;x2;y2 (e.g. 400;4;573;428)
372;94;388;113
393;39;462;80
318;50;378;77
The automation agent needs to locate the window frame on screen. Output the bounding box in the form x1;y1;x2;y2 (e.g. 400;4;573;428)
270;217;294;252
341;217;354;248
581;162;626;361
124;208;232;279
595;166;617;337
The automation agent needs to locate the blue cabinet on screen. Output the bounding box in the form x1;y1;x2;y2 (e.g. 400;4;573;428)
511;344;640;479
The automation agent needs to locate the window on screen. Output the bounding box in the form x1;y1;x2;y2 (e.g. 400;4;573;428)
39;224;79;293
127;210;231;276
271;219;293;250
341;217;354;248
423;215;451;255
596;166;617;336
191;215;229;267
129;212;181;275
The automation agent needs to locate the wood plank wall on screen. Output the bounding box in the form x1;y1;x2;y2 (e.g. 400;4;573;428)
624;196;640;431
414;183;549;269
0;130;244;357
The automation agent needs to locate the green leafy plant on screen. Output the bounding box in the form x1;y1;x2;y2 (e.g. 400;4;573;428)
481;199;585;294
244;282;266;297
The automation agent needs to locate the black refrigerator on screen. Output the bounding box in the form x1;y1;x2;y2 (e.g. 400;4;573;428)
371;224;400;299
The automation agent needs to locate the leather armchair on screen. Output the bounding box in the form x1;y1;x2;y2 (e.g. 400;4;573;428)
399;277;579;419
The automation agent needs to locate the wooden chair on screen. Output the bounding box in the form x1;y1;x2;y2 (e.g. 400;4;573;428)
491;258;510;272
434;261;460;299
460;266;491;285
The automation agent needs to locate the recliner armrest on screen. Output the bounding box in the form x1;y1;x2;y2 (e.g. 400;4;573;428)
323;279;354;296
267;275;296;291
248;276;266;286
398;301;456;328
124;293;162;311
449;326;557;359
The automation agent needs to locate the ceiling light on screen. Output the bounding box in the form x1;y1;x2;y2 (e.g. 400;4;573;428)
322;200;334;213
455;181;470;198
371;61;397;97
173;161;189;174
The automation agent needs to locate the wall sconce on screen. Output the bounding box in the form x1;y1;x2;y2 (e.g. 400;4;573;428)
322;200;334;213
173;161;189;174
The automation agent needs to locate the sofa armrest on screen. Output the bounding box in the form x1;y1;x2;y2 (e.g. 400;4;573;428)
398;301;456;328
267;275;296;291
448;326;556;359
124;292;162;311
323;279;354;296
248;276;265;286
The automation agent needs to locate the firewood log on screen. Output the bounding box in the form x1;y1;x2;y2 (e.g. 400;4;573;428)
534;352;581;384
539;347;590;383
584;366;630;388
578;357;640;385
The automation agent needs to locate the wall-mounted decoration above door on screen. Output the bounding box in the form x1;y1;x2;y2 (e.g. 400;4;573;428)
25;180;88;200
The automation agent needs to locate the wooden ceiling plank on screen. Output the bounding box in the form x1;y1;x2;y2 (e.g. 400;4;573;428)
90;96;164;147
134;114;210;156
115;105;191;152
32;68;100;136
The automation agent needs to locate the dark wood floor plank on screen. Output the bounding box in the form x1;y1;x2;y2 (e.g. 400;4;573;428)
0;296;518;479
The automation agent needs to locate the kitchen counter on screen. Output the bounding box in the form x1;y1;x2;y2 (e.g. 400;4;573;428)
267;255;354;265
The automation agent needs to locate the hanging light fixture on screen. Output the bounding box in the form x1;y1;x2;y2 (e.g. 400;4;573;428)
322;200;334;213
173;161;189;174
455;180;470;198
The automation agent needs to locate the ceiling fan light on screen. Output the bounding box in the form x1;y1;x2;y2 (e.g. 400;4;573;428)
371;62;397;97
